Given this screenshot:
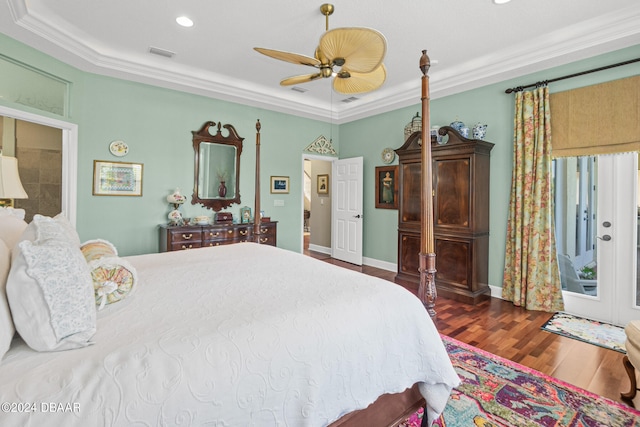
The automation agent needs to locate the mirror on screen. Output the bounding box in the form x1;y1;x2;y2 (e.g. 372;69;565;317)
192;121;243;211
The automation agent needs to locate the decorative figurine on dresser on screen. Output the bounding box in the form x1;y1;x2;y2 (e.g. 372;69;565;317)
159;120;277;252
395;125;494;304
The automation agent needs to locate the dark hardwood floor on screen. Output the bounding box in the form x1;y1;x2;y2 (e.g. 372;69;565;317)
305;250;640;410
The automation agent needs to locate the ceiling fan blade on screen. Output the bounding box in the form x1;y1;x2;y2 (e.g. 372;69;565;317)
319;27;387;74
333;63;386;94
280;73;324;86
254;47;321;67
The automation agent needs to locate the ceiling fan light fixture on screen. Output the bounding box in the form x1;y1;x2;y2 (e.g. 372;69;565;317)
254;4;387;95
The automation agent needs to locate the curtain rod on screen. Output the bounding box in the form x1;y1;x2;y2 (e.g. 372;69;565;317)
504;57;640;94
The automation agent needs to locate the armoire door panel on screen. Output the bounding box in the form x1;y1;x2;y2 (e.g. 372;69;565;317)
400;162;422;224
435;158;470;228
398;231;421;277
435;238;470;288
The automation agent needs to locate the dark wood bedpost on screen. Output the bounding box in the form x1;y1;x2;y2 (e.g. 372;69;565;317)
254;119;261;241
419;50;437;318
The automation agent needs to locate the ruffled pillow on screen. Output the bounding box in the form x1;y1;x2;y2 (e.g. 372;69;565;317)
7;219;96;352
89;256;136;310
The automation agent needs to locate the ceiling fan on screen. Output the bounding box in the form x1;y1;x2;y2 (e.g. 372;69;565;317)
254;3;387;95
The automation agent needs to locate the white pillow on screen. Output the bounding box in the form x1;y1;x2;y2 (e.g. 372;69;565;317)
0;207;25;220
0;240;15;360
18;214;80;249
7;220;95;352
0;215;28;250
54;213;81;247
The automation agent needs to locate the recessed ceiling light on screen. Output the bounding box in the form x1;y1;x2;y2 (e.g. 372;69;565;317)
176;16;194;27
493;0;511;4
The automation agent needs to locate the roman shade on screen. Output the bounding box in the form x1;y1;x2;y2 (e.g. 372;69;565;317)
550;75;640;158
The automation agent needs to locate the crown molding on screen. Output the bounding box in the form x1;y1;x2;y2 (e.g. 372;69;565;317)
7;0;640;124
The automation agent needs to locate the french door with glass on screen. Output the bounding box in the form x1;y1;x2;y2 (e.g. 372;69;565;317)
554;152;639;326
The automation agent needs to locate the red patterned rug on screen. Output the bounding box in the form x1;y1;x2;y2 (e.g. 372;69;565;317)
401;335;640;426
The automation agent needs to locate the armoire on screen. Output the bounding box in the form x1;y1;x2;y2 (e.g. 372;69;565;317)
394;126;494;304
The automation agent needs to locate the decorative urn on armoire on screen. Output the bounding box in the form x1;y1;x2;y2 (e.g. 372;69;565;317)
395;126;494;304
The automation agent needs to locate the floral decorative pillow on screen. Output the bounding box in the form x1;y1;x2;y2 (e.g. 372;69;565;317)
89;256;136;310
81;239;118;263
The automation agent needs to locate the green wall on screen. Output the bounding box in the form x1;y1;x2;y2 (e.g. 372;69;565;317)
1;32;639;289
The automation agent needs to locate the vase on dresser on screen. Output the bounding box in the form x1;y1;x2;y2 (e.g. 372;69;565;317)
218;181;227;197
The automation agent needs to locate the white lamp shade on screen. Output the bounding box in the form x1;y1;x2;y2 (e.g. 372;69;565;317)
0;156;28;199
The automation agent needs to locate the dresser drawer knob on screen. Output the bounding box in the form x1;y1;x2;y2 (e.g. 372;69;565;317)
260;237;268;243
181;244;193;250
228;229;233;235
209;232;220;237
182;233;193;240
260;228;268;233
240;230;248;236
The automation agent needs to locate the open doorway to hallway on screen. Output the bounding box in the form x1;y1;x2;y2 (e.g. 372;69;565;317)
302;157;332;255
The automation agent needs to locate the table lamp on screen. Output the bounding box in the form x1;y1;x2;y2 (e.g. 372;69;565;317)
0;155;28;208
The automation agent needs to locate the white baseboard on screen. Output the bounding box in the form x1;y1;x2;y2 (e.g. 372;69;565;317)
489;284;503;299
363;256;397;272
308;244;331;255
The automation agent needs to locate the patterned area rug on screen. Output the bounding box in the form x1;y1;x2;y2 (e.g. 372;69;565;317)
541;312;627;353
400;335;640;427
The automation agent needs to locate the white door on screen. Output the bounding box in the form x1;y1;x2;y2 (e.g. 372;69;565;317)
331;157;363;265
560;152;640;326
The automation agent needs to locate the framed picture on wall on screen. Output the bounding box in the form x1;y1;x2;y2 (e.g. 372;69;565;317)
270;176;289;194
317;174;329;194
92;160;143;196
375;165;398;209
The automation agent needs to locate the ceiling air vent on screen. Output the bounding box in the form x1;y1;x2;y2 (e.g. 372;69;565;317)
149;46;175;58
291;86;308;93
341;97;359;103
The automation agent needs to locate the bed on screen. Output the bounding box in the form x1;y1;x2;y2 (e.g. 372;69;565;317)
0;234;459;426
0;51;458;427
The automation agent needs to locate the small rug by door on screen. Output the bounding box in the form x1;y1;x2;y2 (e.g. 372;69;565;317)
541;312;627;353
400;335;639;427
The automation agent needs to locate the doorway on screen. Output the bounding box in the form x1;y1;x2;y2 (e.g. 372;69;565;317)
0;105;78;225
301;155;332;255
554;152;640;325
1;116;63;222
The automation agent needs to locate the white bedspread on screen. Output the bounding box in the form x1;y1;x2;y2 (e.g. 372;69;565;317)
0;243;459;426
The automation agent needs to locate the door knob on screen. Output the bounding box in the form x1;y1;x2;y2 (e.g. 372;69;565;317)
354;214;362;218
602;221;611;228
597;235;612;241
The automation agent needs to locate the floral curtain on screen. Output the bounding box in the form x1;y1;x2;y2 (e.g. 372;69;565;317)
502;86;564;312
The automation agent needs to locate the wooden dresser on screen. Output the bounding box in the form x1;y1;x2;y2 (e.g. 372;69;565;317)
159;221;277;252
395;127;493;304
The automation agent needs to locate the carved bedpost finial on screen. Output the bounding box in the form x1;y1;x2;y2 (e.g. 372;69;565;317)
256;119;261;133
419;50;431;76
